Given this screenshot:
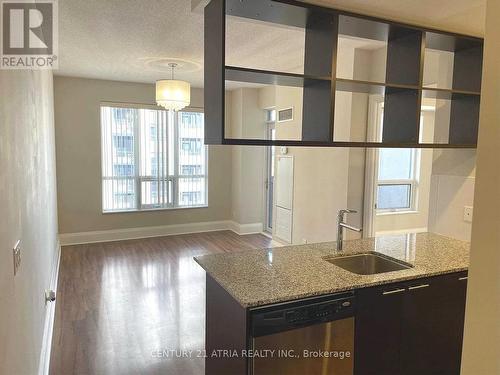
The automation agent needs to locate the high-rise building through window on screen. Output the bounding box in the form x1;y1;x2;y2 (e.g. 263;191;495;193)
100;105;207;212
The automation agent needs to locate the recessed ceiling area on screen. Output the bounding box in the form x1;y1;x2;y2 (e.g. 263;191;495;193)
56;0;486;87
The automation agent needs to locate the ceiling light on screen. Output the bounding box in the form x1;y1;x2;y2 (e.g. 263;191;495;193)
156;63;190;111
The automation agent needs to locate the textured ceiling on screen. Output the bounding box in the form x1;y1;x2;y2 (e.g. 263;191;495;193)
307;0;485;36
56;0;486;87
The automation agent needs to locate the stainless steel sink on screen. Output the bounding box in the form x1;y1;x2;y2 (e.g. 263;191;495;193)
324;253;413;275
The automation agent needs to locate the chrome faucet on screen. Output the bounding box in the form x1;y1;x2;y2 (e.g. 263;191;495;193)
337;209;363;251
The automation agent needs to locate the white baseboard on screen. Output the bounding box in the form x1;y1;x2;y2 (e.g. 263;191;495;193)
59;220;265;246
269;237;288;247
228;221;264;235
375;227;428;236
38;240;61;375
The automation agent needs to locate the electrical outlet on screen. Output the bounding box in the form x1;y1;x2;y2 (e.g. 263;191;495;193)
302;239;308;244
13;240;21;276
464;206;473;223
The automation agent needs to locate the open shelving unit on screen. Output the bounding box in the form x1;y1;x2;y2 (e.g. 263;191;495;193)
204;0;483;148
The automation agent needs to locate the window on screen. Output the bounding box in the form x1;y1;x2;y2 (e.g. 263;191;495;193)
376;148;419;212
101;105;207;212
181;165;202;175
180;138;202;154
113;135;134;156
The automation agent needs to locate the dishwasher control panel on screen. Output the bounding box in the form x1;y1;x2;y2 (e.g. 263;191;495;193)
251;292;355;337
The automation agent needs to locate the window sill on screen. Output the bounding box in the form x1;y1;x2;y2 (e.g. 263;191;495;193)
102;205;209;214
376;210;419;216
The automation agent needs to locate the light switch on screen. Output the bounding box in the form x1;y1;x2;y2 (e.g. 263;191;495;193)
464;206;473;223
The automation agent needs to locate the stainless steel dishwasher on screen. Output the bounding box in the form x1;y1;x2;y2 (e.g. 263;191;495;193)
250;292;355;375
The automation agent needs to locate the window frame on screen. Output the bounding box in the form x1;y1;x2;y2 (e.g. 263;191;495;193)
100;102;208;213
374;103;421;214
375;147;420;214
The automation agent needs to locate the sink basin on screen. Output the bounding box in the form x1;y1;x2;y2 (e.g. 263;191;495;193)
324;253;413;275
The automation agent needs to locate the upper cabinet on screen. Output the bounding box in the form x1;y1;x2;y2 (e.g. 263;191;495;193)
204;0;483;148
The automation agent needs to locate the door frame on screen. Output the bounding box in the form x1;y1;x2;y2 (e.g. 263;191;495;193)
265;115;276;233
363;95;384;238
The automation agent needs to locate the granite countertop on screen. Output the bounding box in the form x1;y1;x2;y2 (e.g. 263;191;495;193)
194;232;470;308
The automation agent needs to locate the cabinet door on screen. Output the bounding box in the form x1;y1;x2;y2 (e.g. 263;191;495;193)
401;273;468;375
355;285;406;375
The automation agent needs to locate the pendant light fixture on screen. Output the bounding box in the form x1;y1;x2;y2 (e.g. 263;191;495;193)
156;63;190;111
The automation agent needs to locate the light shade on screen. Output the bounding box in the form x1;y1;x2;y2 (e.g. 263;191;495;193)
155;79;190;111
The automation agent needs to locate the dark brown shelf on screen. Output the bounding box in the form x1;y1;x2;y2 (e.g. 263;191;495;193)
220;138;476;149
225;66;331;87
335;78;419;93
226;0;310;28
425;32;482;52
205;0;483;148
422;87;481;100
338;14;388;42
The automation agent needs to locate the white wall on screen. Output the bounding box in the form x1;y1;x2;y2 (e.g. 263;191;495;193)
425;48;477;241
461;0;500;371
274;86;351;244
0;70;59;375
54;76;233;234
227;82;353;244
428;150;476;241
226;88;266;227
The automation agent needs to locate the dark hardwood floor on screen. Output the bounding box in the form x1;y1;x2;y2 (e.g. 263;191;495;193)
49;230;272;375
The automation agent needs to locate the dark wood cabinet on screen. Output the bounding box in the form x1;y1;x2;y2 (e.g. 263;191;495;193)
204;0;483;148
355;271;468;375
205;270;468;375
355;284;405;375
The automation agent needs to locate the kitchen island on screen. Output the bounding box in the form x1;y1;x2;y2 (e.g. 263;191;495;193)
195;233;470;375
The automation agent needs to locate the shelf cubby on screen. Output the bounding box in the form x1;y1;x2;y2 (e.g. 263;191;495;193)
333;80;385;143
420;89;480;146
422;32;483;93
386;26;423;86
334;80;419;144
383;88;420;143
224;68;332;143
336;15;388;85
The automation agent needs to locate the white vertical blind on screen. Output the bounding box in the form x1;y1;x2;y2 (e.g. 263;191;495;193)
101;105;207;212
177;111;206;207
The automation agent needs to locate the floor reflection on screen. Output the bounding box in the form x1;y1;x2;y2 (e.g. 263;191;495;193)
50;231;272;375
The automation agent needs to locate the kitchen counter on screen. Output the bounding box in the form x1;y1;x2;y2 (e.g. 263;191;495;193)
194;232;469;307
